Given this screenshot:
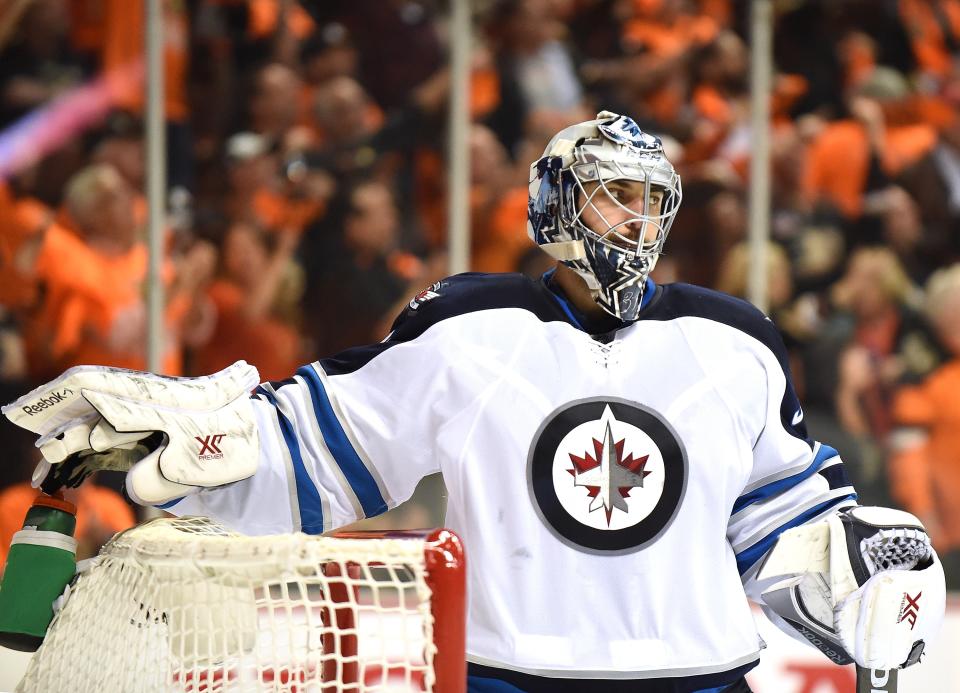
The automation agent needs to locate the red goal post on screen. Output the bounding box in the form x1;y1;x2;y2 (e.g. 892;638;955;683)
328;528;467;692
15;517;467;693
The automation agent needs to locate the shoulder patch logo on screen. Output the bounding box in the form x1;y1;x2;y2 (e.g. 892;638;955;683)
527;397;688;554
408;281;442;311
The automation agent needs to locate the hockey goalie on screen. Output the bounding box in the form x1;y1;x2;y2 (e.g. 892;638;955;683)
3;112;945;693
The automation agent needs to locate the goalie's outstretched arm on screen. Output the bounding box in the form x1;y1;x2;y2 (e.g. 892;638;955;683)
5;358;448;536
2;277;501;537
3;351;457;540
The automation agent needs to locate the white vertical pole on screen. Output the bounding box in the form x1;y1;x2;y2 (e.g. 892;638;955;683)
747;0;772;313
145;0;165;372
142;0;166;521
447;0;471;275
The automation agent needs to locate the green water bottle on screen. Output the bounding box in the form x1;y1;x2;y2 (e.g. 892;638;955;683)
0;492;78;651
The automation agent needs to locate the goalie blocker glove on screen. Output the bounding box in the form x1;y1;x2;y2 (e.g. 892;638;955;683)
2;361;262;505
758;506;945;670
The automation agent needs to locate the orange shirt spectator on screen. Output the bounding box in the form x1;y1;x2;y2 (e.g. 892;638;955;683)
101;0;188;121
623;7;718;58
618;7;721;127
450;124;530;273
890;360;960;551
899;0;960;80
20;165;212;378
802;119;937;217
472;187;531;274
252;187;326;238
0;482;136;570
223;132;331;238
192;222;303;381
890;264;960;554
193;279;302;381
247;0;315;40
32;229;187;374
0;190;50;310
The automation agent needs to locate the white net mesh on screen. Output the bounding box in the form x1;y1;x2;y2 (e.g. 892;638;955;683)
18;517;441;693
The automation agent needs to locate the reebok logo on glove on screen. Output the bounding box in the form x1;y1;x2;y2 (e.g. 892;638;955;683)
21;389;73;416
897;592;922;630
196;434;226;460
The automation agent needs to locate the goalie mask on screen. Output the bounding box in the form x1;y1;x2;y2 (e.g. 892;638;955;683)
528;111;682;321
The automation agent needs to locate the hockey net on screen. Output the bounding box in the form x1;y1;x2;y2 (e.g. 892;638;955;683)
16;517;466;693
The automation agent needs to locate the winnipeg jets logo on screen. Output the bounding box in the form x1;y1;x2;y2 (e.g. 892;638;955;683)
528;398;687;554
567;407;654;526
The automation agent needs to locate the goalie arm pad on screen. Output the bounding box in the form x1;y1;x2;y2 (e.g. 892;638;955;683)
757;506;946;670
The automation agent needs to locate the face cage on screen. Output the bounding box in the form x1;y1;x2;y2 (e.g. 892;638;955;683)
557;160;682;320
565;160;681;254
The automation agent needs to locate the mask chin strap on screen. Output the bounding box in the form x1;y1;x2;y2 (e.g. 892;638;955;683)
540;240;586;261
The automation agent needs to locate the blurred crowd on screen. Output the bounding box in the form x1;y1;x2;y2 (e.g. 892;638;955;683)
0;0;959;585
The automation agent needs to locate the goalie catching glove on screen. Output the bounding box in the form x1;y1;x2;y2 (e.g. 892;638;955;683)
2;361;262;505
758;506;945;671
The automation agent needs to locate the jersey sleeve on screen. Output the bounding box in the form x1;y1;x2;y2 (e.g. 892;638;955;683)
166;277;487;535
725;314;858;601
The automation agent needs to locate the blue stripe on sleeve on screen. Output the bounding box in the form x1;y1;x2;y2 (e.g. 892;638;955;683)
296;365;388;519
256;385;325;534
732;444;839;514
735;492;857;574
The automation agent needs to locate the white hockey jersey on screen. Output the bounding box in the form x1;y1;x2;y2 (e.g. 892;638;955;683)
167;272;857;685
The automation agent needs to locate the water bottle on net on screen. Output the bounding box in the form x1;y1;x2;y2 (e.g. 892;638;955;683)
0;492;78;651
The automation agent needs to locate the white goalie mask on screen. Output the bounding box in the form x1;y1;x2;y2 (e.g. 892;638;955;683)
527;111;682;321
